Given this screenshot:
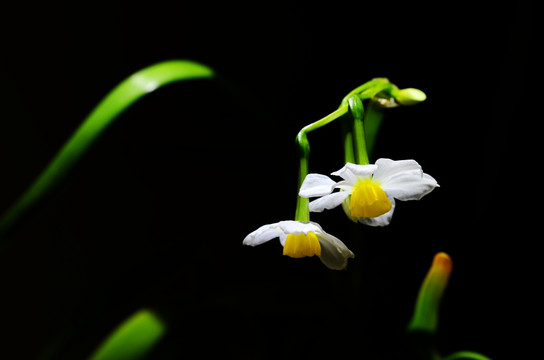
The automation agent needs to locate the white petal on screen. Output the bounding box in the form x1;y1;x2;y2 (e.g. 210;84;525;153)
299;173;336;198
278;220;321;235
317;232;355;270
243;222;284;246
243;221;322;247
357;198;396;227
381;172;439;201
278;221;323;246
372;158;423;183
309;191;350;212
334;180;355;192
331;162;376;183
278;233;288;246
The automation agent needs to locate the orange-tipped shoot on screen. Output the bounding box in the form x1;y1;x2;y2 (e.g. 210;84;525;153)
408;252;453;334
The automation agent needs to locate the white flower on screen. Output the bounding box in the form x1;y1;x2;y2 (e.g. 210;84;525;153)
243;220;354;270
299;159;439;227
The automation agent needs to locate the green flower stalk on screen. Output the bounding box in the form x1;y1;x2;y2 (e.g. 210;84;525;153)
348;95;369;165
0;60;214;240
340;77;396;106
341;78;426;165
294;106;348;222
362;100;385;159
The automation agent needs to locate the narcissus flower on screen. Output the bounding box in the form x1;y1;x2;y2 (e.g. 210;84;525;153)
243;221;354;270
299;159;438;226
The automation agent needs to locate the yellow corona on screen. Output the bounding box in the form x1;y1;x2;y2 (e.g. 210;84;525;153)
349;179;392;218
283;232;321;258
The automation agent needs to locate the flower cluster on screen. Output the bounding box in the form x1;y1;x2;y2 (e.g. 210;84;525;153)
243;78;438;270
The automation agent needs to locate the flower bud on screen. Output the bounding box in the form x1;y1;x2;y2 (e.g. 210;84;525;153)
394;87;427;106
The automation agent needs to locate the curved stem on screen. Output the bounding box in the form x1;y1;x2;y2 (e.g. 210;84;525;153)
297;105;348;136
341;78;395;106
294;105;348;221
0;60;214;239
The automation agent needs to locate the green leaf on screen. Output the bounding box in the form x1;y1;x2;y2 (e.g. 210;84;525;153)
442;351;492;360
89;309;166;360
0;60;214;239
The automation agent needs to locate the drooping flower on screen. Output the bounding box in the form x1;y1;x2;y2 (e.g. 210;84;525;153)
299;158;439;226
243;220;354;270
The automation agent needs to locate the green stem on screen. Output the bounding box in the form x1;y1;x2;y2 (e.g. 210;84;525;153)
341;78;395;106
0;60;214;239
363;100;385;160
348;96;369;165
340;79;393;164
341;115;355;164
294;136;310;222
297;105;348;135
294;105;348;222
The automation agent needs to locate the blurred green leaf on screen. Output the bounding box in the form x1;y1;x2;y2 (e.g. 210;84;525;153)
442;351;492;360
88;309;166;360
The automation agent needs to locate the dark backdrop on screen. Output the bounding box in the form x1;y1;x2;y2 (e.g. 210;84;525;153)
0;1;533;359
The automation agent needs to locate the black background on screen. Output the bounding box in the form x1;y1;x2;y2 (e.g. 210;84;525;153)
0;1;534;359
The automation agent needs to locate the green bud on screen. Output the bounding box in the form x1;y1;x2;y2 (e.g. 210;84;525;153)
393;87;427;106
348;95;364;120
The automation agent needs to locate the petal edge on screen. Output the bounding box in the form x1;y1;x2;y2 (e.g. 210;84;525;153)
309;191;350;212
299;174;336;197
